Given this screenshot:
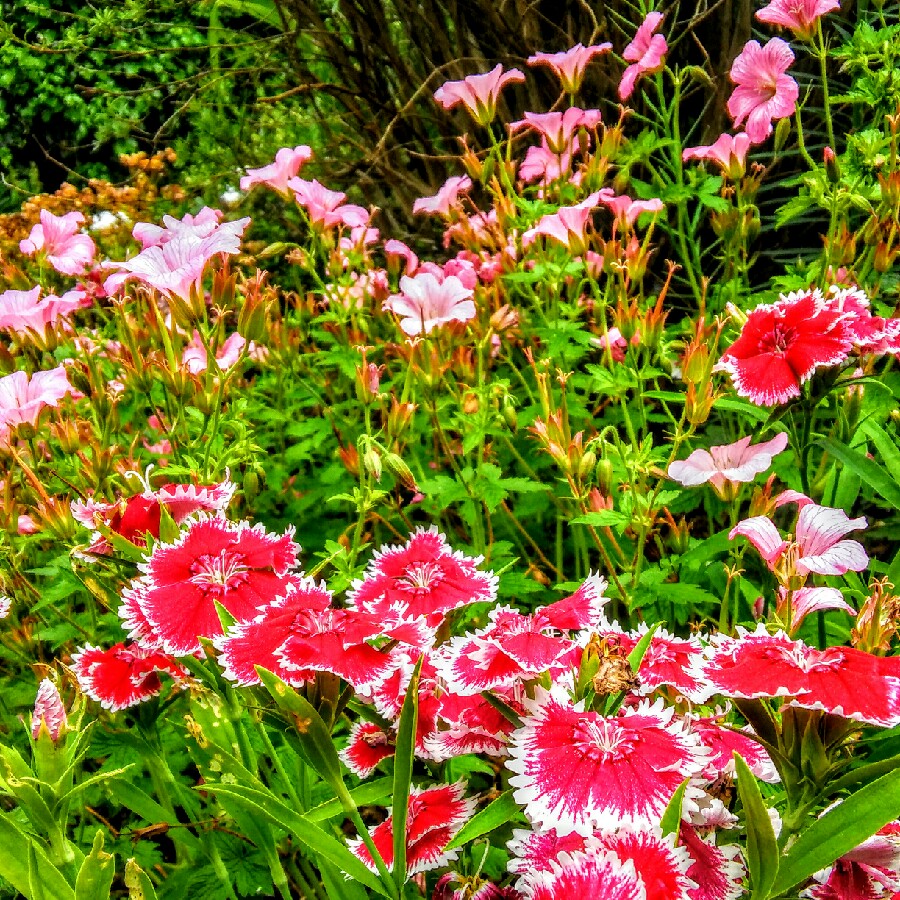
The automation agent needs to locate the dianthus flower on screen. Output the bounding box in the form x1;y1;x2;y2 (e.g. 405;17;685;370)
340;721;395;778
523;848;650;900
19;210;96;275
619;12;668;101
32;680;67;741
240;145;313;195
727;38;799;144
383;272;476;336
682;132;753;180
679;824;746;900
716;289;853;405
528;43;612;95
433;65;525;126
808;820;900;898
756;0;840;42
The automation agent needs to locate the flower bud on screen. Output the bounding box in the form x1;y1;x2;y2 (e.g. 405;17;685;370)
774;117;792;154
32;679;67;742
824;146;841;185
363;447;382;482
577;450;597;482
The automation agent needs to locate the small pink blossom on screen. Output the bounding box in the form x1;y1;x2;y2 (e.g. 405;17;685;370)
522;192;601;252
32;680;67;741
0;286;85;336
19;210;96;275
668;432;788;494
288;178;370;229
0;366;73;443
510;109;603;154
384;239;419;275
757;0;840;41
434;64;526;126
598;189;665;227
619;12;668;101
682;133;753;180
727;38;799;144
182;331;249;375
775;585;856;631
412;176;473;217
131;207;229;248
518;142;573;186
527;43;612;94
383;272;476;336
240;145;313;195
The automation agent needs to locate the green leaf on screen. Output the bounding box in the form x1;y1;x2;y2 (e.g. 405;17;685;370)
0;812;74;900
660;779;690;837
443;791;521;851
305;778;394;822
817;436;900;509
733;753;778;899
570;511;630;528
124;858;159;900
392;658;422;891
771;768;900;897
75;830;115;900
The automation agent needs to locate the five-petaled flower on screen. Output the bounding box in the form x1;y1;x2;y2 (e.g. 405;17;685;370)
756;0;840;42
434;65;526;127
619;12;668;101
527;43;612;95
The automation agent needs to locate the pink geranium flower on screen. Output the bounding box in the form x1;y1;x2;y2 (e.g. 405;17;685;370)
0;286;85;336
288;178;370;229
351;782;475;875
32;680;67;741
348;527;497;627
510;109;603;154
727;38;799;144
522;848;649;900
412;176;473;217
716;289;853;405
668;432;788;495
182;331;248;375
384;239;419;275
527;43;612;94
121;516;302;655
774;585;856;631
682;133;753;180
131;207;242;249
507;688;706;834
757;0;840;42
383;272;476;336
19;210;96;275
0;366;73;443
598;189;665;227
522;191;602;252
434;64;525;126
518;142;573;185
240;145;313;195
72;642;187;711
619;12;668;101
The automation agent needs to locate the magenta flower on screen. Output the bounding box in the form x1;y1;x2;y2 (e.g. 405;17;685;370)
522;192;601;251
0;286;85;336
757;0;840;42
412;176;473;217
32;680;67;741
510;108;603;154
619;12;668;101
340;721;395;778
0;366;73;443
288;177;369;229
240;145;313;195
19;210;96;276
682;132;753;180
727;38;799;144
527;43;612;95
668;432;788;495
679;824;746;900
433;64;525;127
507;688;706;834
383;271;476;336
690;714;779;783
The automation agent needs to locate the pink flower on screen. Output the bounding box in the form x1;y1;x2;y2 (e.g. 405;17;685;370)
412;176;473;217
348;527;497;627
510;109;603;155
518;143;573;186
0;596;10;619
383;272;476;336
19;210;96;275
679;824;746;900
0;366;73;443
727;38;799;144
668;432;788;494
288;178;369;229
131;207;239;249
756;0;840;42
0;286;85;336
522;191;602;252
597;189;664;227
72;642;187;711
384;239;419;275
808;821;900;899
716;289;853;405
682;133;753;180
182;331;248;374
240;145;313;195
527;43;612;94
32;680;67;741
351;782;475;875
433;64;526;126
507;689;706;834
775;585;856;631
523;848;650;900
619;12;668;101
825;285;900;356
120;516;302;655
690;714;780;783
730;503;868;576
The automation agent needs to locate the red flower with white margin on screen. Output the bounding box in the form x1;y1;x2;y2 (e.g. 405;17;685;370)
340;721;395;778
351;782;475;875
216;578;332;686
72;642;187;711
527;43;612;95
698;626;900;727
679;823;746;900
121;515;301;655
534;573;611;631
600;829;695;900
619;12;668;100
730;503;868;577
523;848;648;900
807;820;900;899
825;284;900;356
507;688;707;835
689;713;779;783
727;38;799;144
716;289;853;405
348;527;497;627
32;680;67;741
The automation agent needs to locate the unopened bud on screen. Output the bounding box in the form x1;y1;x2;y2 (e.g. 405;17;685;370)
578;450;597;482
596;458;614;495
774;117;792;154
363;448;382;481
384;453;417;492
824;146;841;184
32;679;67;742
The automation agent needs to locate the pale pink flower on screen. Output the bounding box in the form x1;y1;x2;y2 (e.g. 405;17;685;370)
0;595;10;618
668;432;788;494
18;514;39;535
0;286;85;335
756;0;840;41
527;43;612;94
287;178;369;229
775;585;855;631
0;367;73;443
598;188;664;226
682;132;753;180
518;142;573;185
383;272;476;336
727;38;799;144
510;109;603;155
182;331;248;374
240;145;313;195
522;191;601;251
433;64;526;126
32;679;67;741
131;208;248;250
619;12;668;101
384;239;419;275
19;210;96;275
412;176;473;217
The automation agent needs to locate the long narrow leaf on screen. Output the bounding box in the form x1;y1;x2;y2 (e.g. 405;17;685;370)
0;813;74;900
733;753;778;899
817;437;900;509
392;657;422;891
443;791;521;851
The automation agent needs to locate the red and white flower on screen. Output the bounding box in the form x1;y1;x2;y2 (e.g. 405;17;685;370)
689;713;779;783
679;824;745;900
32;679;67;741
522;848;648;900
806;820;900;899
340;721;395;778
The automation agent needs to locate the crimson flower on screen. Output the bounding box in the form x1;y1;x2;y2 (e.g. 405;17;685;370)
679;824;746;900
121;515;301;655
716;289;853;405
689;714;779;783
19;210;96;275
756;0;840;42
527;43;612;94
727;39;798;144
240;145;313;196
523;848;648;900
433;65;525;127
340;721;395;778
619;12;668;100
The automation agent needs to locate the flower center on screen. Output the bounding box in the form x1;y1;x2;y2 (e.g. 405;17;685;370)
190;550;249;594
573;717;637;762
771;644;842;673
760;322;795;354
399;560;445;593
